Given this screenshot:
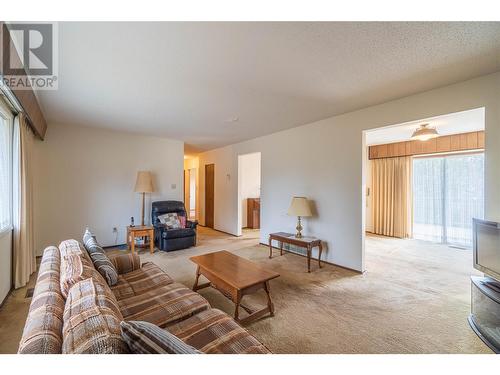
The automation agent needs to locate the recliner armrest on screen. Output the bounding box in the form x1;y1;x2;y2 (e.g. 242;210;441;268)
186;220;198;229
108;253;141;275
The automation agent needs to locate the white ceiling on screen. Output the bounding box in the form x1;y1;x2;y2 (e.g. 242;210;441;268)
365;108;485;145
36;22;500;152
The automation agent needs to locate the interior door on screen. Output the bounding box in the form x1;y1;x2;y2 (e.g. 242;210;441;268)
205;164;215;228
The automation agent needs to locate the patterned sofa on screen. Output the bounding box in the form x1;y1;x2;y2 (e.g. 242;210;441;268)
18;240;270;354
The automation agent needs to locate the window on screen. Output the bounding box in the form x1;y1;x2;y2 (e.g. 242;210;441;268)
413;153;484;247
0;99;13;233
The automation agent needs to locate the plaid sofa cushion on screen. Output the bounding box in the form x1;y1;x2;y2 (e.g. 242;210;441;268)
62;277;129;354
83;228;118;286
166;308;271;354
118;282;210;327
59;244;106;297
111;262;173;301
120;321;201;354
18;246;65;354
108;253;141;275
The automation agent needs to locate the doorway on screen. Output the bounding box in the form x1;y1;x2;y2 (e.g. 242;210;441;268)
237;152;261;237
184;168;197;220
362;107;485;270
205;163;215;228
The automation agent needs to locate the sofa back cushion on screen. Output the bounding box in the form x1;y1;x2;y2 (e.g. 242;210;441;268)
18;246;65;354
83;228;118;286
59;239;107;298
120;320;200;354
62;277;129;354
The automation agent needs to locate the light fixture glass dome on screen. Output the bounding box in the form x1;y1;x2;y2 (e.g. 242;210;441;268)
411;123;439;141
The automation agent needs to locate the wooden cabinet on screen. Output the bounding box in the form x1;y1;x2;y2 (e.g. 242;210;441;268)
247;198;260;229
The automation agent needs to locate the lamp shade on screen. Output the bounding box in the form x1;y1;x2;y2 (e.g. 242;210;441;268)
287;196;312;217
410;123;439;141
134;171;154;193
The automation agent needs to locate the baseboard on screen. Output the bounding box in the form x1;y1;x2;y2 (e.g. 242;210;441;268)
198;225;239;237
260;242;363;274
103;243;127;249
0;287;13;309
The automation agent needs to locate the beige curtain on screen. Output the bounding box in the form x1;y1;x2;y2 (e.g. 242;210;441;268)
371;156;412;238
13;113;36;288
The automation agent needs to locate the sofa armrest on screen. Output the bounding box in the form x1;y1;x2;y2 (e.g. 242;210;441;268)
108;253;141;275
186;220;198;229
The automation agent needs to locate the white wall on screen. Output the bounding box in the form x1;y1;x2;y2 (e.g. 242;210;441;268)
0;231;12;303
239;152;261;229
33;123;184;254
198;72;500;272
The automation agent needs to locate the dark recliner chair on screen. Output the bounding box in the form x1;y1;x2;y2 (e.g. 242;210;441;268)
152;201;198;252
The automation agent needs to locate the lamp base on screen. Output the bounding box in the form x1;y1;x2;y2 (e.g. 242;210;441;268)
295;216;303;238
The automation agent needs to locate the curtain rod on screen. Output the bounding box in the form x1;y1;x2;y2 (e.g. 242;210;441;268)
0;78;23;114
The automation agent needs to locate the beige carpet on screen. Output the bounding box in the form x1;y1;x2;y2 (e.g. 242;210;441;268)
0;227;492;353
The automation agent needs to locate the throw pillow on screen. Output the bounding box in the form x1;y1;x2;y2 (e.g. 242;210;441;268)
83;228;119;286
158;213;181;229
179;215;186;228
120;320;201;354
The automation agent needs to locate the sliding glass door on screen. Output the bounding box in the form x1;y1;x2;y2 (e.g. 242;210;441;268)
412;153;484;247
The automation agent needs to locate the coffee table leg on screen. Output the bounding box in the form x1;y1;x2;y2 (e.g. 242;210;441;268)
192;266;201;291
264;281;274;316
268;237;272;259
280;241;283;256
234;292;242;321
307;245;311;273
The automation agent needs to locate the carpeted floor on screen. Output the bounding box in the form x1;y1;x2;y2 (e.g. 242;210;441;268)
0;227;492;353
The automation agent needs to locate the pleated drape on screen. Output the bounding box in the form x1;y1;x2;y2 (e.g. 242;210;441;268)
13;113;36;288
371;156;412;238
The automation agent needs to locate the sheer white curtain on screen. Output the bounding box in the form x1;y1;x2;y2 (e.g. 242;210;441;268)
0;101;13;232
413;153;484;247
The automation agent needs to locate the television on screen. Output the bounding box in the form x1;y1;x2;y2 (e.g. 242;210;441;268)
473;218;500;282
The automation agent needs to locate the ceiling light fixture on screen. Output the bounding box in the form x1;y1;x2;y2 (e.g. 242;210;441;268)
410;123;439;141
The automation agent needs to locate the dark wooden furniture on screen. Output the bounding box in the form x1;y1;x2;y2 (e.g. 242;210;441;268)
268;232;323;273
205;164;215;228
246;198;260;229
190;250;280;324
127;225;154;254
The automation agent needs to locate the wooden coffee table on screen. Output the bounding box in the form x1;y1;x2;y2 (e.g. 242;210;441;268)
190;251;280;324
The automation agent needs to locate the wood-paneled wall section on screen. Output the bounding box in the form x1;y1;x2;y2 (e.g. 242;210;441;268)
368;131;484;160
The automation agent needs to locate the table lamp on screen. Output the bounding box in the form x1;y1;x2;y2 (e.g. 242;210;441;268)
287;196;312;238
134;171;154;226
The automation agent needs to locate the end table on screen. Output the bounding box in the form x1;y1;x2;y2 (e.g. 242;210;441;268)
127;225;155;254
268;232;323;272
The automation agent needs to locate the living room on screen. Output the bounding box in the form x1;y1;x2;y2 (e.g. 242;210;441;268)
0;1;499;373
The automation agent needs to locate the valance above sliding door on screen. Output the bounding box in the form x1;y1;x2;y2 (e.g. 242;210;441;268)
371;156;412;239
